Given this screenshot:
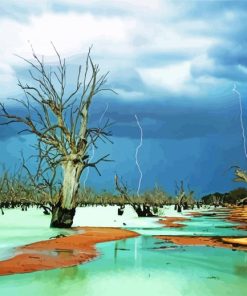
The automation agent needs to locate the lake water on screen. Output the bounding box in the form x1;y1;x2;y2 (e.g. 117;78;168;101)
0;207;246;296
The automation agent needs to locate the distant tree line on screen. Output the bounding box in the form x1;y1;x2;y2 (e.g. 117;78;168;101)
201;187;247;206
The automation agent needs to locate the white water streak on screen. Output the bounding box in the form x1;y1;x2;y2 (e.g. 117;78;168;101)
233;84;247;160
83;103;109;191
135;114;143;196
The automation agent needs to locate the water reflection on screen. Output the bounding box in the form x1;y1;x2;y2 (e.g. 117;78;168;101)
234;264;247;277
114;241;118;263
57;266;86;282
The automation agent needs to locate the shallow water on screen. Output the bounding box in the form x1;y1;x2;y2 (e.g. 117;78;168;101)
0;237;246;296
0;207;247;295
0;209;74;260
131;215;247;236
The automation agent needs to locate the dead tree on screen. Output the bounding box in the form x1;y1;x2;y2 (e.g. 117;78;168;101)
114;175;154;217
185;184;196;210
233;167;247;183
212;194;223;208
174;181;185;212
0;171;8;215
0;45;113;228
233;167;247;206
237;197;247;206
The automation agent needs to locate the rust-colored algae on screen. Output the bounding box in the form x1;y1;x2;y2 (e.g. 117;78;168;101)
186;212;204;217
228;206;247;230
156;206;247;251
0;227;138;276
155;235;247;251
158;217;190;228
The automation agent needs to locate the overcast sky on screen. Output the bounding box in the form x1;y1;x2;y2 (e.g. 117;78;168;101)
0;0;247;196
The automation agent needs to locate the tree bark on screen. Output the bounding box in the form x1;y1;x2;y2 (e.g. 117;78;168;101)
50;161;83;228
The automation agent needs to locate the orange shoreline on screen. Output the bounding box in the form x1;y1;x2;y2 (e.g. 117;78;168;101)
186;212;204;217
156;206;247;250
0;227;138;276
155;235;247;251
158;216;190;228
186;207;247;231
227;206;247;231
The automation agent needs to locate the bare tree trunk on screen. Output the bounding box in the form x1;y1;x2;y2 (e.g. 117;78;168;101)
0;47;113;229
50;161;83;228
133;204;155;217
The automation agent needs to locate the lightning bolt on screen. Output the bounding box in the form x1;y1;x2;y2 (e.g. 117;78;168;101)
83;103;109;191
233;83;247;160
99;103;109;125
135;114;143;196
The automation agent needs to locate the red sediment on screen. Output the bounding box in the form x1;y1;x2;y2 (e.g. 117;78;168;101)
235;224;247;231
186;212;204;217
228;206;247;223
158;217;190;228
157;207;247;250
227;206;247;231
155;235;247;251
0;227;138;276
185;207;247;230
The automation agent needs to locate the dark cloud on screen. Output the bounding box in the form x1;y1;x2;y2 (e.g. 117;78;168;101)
0;123;18;140
0;105;28;140
109;68;146;92
208;42;247;67
89;90;245;140
191;62;247;82
2;2;246;140
1;90;243;142
185;1;247;19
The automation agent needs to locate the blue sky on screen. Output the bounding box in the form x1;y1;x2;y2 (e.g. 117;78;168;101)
0;0;247;197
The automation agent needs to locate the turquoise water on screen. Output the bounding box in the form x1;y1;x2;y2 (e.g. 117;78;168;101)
0;237;246;296
0;208;247;295
0;209;75;260
129;215;247;236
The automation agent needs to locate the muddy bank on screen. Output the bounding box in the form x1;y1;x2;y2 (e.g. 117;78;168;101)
158;217;190;228
0;227;138;276
228;206;247;230
186;212;204;217
186;210;227;218
155;235;247;251
222;237;247;246
186;207;247;231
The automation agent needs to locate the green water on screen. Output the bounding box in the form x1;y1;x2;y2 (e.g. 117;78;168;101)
0;208;247;295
